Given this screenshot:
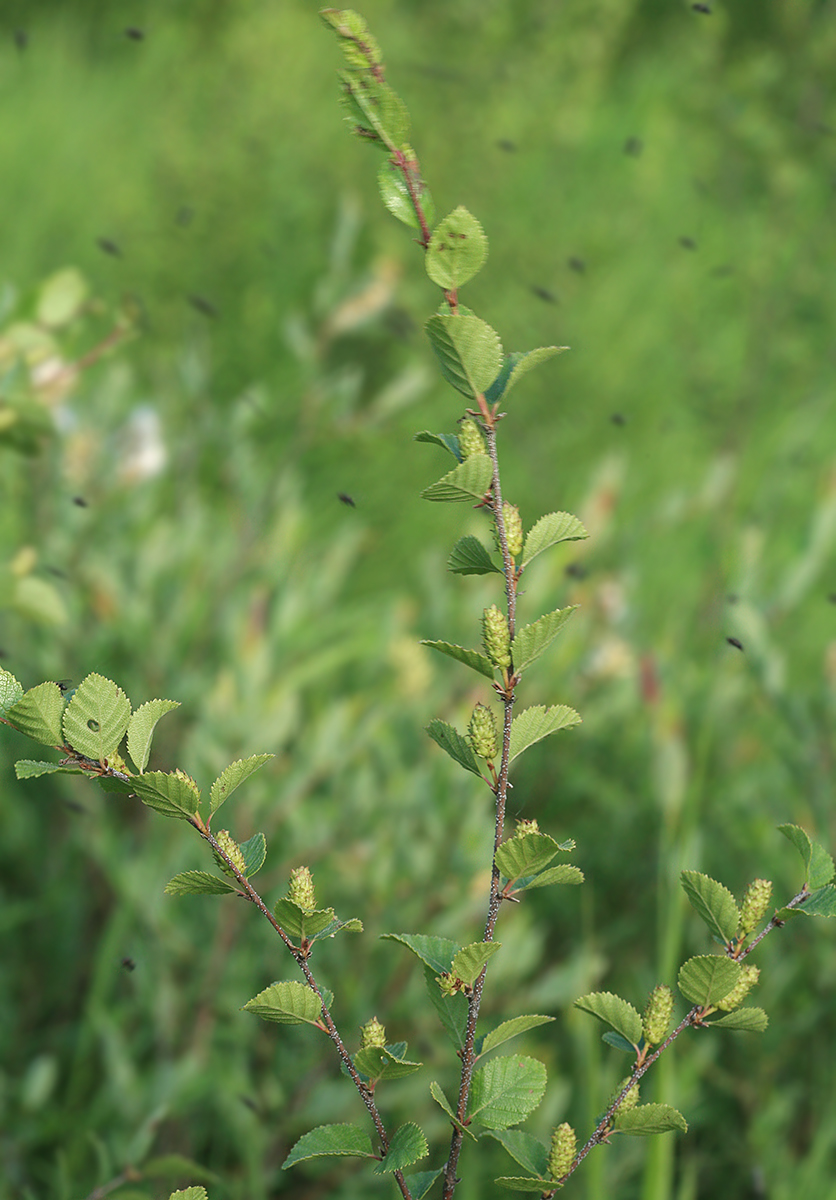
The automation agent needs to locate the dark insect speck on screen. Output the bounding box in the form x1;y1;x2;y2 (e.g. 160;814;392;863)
827;593;836;605
187;294;218;318
565;562;588;580
624;136;643;157
530;285;558;304
96;237;121;258
125;27;144;40
496;139;517;153
121;957;136;972
679;236;697;250
692;3;711;12
56;679;74;694
176;206;195;227
726;636;744;651
610;413;626;426
72;496;88;507
338;493;356;508
727;593;739;604
13;29;28;50
568;256;586;273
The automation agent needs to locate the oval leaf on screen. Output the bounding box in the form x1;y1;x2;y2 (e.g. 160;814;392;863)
420;453;493;503
243;981;323;1026
413;429;463;461
378;158;434;231
15;760;83;779
574;992;643;1046
373;1122;428;1174
283;1123;374;1169
0;667;23;716
448;536;501;576
425;719;483;777
355;1046;422;1083
680;870;740;944
615;1103;688;1136
239;831;267;877
127;699;180;774
425;314;502;400
425;964;468;1050
495;833;559;883
5;681;64;746
708;1006;769;1032
484;346;568;405
513;607;578;674
479;1016;555;1058
522;511;588;567
421;641;495;680
425;207;488;290
678;956;742;1007
518;863;584;890
808;842;835;889
132;771;200;821
450;941;501;987
62;674;131;760
509;705;581;764
381;932;458;975
468;1056;547;1130
778;823;812;869
210;753;273;816
165;871;235;896
797;885;836;917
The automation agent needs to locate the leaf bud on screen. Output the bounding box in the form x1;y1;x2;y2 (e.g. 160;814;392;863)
515;818;540;837
740;878;772;936
482;604;511;670
642;984;674;1045
359;1015;387;1049
468;703;498;761
716;963;759;1012
547;1122;576;1181
495;502;523;559
610;1076;639;1112
436;972;464;998
458;418;486;459
214;830;248;878
288;865;317;912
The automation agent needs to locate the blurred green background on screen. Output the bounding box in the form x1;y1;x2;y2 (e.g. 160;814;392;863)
1;1;835;1198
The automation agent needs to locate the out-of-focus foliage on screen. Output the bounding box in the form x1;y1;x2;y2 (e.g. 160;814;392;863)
1;2;835;1199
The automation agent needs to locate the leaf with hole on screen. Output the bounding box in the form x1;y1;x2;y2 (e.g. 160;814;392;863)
61;673;131;760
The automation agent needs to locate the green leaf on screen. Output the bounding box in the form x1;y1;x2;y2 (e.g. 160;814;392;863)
167;1189;208;1200
132;772;201;821
4;681;64;746
508;705;581;764
164;871;236;897
37;267;88;327
450;941;501;987
402;1168;443;1200
243;981;324;1026
485;1130;549;1178
468;1055;547;1130
13;575;68;627
602;1031;639;1053
372;1122;428;1174
421;641;495;680
355;1045;422;1083
413;429;462;461
209;754;273;816
127;699;180;773
513;607;578;674
808;842;835;889
425;314;502;401
283;1123;374;1169
239;832;267;877
381;933;458;975
521;863;584;889
420;453;493;503
448;536;501;576
678;956;742;1006
484;347;568;405
271;899;361;942
574;992;643;1047
424;964;468;1050
15;760;84;779
496;833;560;884
0;666;23;715
478;1015;555;1058
339;68;409;149
707;1006;769;1032
614;1104;688;1136
495;1177;552;1192
62;674;131;760
321;8;382;68
522;511;589;567
425;719;483;777
425;207;488;290
798;885;836;917
778;823;812;870
378;158;434;231
680;871;740;944
429;1081;476;1140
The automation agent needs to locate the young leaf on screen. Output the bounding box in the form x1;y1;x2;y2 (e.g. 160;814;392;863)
381;932;458;975
402;1168;444;1200
239;831;267;877
127;699;180;773
808;842;835;890
372;1122;428;1174
425;719;483;777
520;864;584;890
168;1190;208;1200
209;753;273;817
165;871;236;897
425;964;468;1049
522;511;588;567
413;430;463;461
282;1123;374;1169
508;705;581;764
273;900;339;939
778;823;812;870
495;833;560;883
425;207;488;290
448;536;501;576
4;682;64;746
680;871;740;944
243;981;324;1026
62;673;131;760
425;314;503;401
355;1046;422;1083
467;1056;547;1130
429;1081;476;1140
478;1015;555;1058
798;885;836;917
484;347;568;405
574;992;643;1047
678;956;742;1007
378;158;434;231
707;1007;769;1032
420;453;493;503
15;760;84;779
309;916;363;943
614;1104;688;1136
512;607;578;674
421;641;495;680
0;667;23;715
450;941;502;987
485;1129;549;1178
132;772;201;821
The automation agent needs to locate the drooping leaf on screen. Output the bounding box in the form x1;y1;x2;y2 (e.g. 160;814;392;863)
425;314;503;401
485;1129;549;1178
378;157;434;231
282;1124;374;1169
798;885;836;917
478;1015;555;1058
520;864;584;889
127;699;180;774
512;607;578;674
239;831;267;877
808;842;835;889
62;673;131;760
413;429;462;461
680;871;740;944
243;981;324;1026
132;772;200;821
508;705;581;764
355;1046;422;1083
209;754;273;816
420;453;493;503
602;1031;639;1053
522;511;588;567
15;760;84;779
484;346;568;405
429;1081;476;1139
614;1104;688;1136
372;1122;428;1174
164;871;236;897
5;682;64;746
707;1007;769;1032
468;1056;547;1130
574;992;643;1047
448;536;501;576
450;941;501;987
402;1168;443;1200
778;823;812;870
678;956;742;1007
425;207;488;290
421;641;495;679
381;932;458;975
425;719;483;777
0;667;23;715
424;964;468;1049
495;833;560;884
